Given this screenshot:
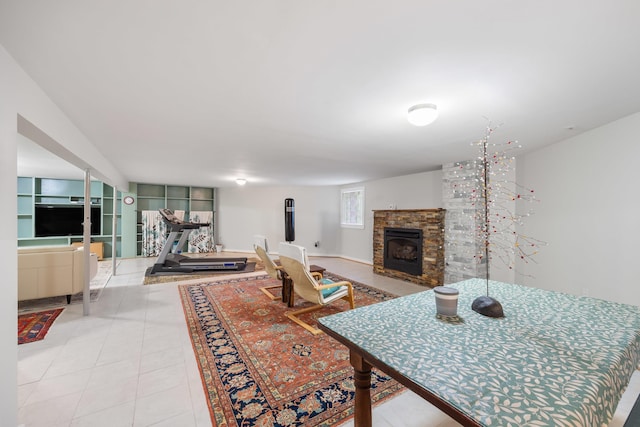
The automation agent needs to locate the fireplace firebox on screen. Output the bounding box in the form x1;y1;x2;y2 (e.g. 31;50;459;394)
373;209;445;286
384;227;423;276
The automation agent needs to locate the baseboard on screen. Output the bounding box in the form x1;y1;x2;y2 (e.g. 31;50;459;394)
224;248;373;266
321;254;372;266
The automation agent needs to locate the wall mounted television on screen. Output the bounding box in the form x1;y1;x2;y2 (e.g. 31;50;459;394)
35;205;101;237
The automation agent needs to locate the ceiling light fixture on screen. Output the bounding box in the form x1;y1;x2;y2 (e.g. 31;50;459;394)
407;103;438;126
236;178;247;185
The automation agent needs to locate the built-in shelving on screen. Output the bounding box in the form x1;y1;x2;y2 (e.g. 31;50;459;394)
17;178;215;259
17;177;122;258
131;183;215;256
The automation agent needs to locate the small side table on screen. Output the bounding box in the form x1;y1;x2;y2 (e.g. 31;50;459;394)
282;264;326;307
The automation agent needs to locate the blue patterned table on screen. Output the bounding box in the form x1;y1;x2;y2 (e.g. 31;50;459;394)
318;278;640;426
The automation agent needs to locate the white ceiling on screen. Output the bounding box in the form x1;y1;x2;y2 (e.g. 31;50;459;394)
3;1;640;188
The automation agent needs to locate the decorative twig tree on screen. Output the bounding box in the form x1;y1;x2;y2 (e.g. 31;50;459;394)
457;123;545;317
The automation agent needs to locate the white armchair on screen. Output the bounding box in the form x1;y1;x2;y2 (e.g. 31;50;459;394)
278;243;354;334
253;235;284;300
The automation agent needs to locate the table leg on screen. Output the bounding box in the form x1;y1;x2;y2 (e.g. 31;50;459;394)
350;350;372;427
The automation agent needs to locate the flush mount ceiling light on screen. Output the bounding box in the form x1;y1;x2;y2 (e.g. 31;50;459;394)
236;178;247;185
407;103;438;126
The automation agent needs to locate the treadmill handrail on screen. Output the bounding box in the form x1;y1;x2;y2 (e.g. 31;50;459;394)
158;208;210;231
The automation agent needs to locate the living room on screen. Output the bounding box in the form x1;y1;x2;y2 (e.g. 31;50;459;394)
3;2;640;425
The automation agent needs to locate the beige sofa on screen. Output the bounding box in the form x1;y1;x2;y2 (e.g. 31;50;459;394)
18;246;98;303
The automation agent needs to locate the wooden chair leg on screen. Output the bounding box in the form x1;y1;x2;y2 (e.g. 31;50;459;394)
343;285;355;309
259;285;281;300
286;304;324;335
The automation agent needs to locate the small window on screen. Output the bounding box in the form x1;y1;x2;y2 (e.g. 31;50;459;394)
340;187;365;229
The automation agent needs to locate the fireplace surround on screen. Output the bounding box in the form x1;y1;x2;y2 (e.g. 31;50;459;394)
373;209;445;286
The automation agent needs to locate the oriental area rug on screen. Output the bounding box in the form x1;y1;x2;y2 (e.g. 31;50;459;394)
179;273;404;426
18;308;64;345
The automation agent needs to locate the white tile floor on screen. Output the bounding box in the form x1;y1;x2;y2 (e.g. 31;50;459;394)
17;254;640;427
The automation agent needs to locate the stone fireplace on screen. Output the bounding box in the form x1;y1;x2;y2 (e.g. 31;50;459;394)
373;209;445;286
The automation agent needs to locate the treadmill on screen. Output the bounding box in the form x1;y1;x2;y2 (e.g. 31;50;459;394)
149;208;247;275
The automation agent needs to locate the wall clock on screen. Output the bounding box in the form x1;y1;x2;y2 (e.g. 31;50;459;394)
123;196;135;205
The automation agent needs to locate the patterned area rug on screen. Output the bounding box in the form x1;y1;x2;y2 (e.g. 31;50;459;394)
179;272;404;427
18;308;64;344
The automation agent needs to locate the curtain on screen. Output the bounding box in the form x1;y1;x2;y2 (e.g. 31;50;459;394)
141;210;166;257
188;211;214;253
141;210;185;256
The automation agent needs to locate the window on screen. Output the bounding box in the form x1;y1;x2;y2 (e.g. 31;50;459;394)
340;187;365;229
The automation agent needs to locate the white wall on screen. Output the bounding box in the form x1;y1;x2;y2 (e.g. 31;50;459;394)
0;111;18;427
340;170;444;264
216;170;444;264
516;112;640;305
1;44;127;424
217;186;340;256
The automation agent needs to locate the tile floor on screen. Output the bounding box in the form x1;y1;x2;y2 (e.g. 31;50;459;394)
17;254;640;426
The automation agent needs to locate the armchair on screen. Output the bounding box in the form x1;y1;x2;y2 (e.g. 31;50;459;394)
278;243;355;334
278;242;325;306
252;235;283;300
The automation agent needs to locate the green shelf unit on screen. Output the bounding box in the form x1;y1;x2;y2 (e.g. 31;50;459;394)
17;199;34;238
102;214;122;236
135;222;143;257
190;187;213;200
167;185;190;212
17;177;35;239
99;182;122;258
136;183;165;198
137;198;167;212
17;176;33;194
17;216;33;239
34;178;102;199
130;182;216;256
101;198;122;217
190;186;215;212
167;185;189;198
16;177;123;258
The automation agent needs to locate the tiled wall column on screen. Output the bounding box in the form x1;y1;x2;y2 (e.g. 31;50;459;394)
442;161;487;284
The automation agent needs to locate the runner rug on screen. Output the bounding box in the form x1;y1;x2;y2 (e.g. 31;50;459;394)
18;308;64;345
179;273;404;426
